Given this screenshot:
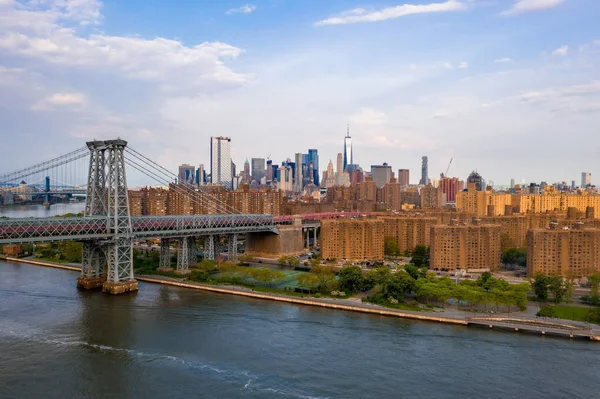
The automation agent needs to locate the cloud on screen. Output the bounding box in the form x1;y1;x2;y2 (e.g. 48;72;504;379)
502;0;566;16
226;4;256;14
552;45;569;56
458;61;468;69
0;1;249;93
349;108;387;125
314;0;466;27
494;57;513;63
32;92;86;110
443;62;454;69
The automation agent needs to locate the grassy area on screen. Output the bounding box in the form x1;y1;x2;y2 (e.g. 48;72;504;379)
537;305;600;324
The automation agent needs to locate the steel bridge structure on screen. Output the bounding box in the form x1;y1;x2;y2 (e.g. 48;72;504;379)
0;139;278;294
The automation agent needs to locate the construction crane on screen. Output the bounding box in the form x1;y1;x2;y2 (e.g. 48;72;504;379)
444;158;453;178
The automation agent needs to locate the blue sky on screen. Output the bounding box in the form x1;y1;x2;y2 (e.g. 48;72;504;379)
0;0;599;186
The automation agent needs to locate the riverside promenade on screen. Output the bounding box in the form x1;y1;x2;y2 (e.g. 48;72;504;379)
4;256;600;342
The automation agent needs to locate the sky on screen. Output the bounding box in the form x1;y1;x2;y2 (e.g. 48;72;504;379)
0;0;599;187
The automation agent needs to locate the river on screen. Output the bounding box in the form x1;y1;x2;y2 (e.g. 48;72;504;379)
1;262;599;398
0;202;85;218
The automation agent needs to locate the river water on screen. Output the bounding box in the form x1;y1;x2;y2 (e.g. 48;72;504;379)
1;262;599;399
0;202;85;218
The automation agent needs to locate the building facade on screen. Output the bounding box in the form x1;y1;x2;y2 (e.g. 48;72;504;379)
321;218;384;261
430;221;501;271
210;136;232;189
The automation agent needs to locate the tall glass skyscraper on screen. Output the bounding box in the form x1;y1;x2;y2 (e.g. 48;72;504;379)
343;126;352;171
420;156;428;185
210;136;232;189
308;149;319;186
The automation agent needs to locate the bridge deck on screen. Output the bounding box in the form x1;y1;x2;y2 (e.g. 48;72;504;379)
0;214;278;244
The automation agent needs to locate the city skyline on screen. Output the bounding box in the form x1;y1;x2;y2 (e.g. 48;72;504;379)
0;0;599;185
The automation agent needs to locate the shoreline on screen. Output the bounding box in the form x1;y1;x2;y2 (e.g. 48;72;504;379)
4;256;600;341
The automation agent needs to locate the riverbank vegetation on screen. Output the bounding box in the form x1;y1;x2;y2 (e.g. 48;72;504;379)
537;305;600;324
35;242;82;263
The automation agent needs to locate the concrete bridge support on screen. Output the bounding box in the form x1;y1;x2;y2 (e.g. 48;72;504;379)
77;241;106;290
204;235;215;261
228;234;238;261
157;238;173;272
175;237;192;275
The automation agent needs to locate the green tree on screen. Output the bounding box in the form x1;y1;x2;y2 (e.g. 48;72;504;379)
532;273;549;302
548;275;567;304
411;245;430;267
404;264;420;280
588;273;600;302
382;272;415;301
338;266;365;293
296;272;319;292
365;267;392;289
271;270;286;289
501;248;527;267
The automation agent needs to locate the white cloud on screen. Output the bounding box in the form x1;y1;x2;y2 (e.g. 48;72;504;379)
32;92;86;110
349;108;387;125
552;45;569;56
458;61;468;69
502;0;566;16
314;0;466;27
443;62;454;69
494;57;513;63
0;1;248;93
226;4;256;14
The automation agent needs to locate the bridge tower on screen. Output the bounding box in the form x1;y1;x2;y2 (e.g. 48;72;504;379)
77;139;138;294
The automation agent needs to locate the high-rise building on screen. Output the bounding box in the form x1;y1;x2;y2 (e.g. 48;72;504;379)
430;220;501;271
308;149;319;186
251;158;266;183
582;172;591;188
321;218;384;261
210;136;232;189
510;178;515;188
278;165;293;192
336;153;343;174
196;164;205;187
371;163;393;188
527;225;600;277
420;156;428;185
439;176;459;203
398;169;410;186
266;160;273;183
294;153;303;192
178;164;195;186
467;171;485;191
343;125;353;171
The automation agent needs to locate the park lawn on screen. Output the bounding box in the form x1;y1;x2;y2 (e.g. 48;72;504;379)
538;305;595;323
553;305;593;321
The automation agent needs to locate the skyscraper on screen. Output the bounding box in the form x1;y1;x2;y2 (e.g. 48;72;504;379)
510;178;515;188
371;163;393;189
336;153;343;174
210;136;232;189
582;172;591;188
294;153;303;192
420;156;428;185
398;169;409;186
251;158;266;183
196;164;205;187
178;164;195;186
266;159;273;183
343;125;353;171
308;149;319;186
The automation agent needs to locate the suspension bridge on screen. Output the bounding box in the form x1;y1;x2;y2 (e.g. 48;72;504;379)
0;139;278;294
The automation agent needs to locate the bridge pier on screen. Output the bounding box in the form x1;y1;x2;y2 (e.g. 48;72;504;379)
204;235;215;261
228;234;238;261
157;238;173;272
77;241;106;290
175;237;193;275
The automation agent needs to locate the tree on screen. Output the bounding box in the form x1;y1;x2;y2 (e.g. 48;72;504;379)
338;266;365;293
384;239;400;256
588;273;600;298
532;273;549;302
548;275;567;304
382;272;415;301
411;245;430;267
296;272;319;292
501;248;527;267
278;256;288;267
311;265;337;293
365;267;392;289
271;270;286;289
404;264;420;280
